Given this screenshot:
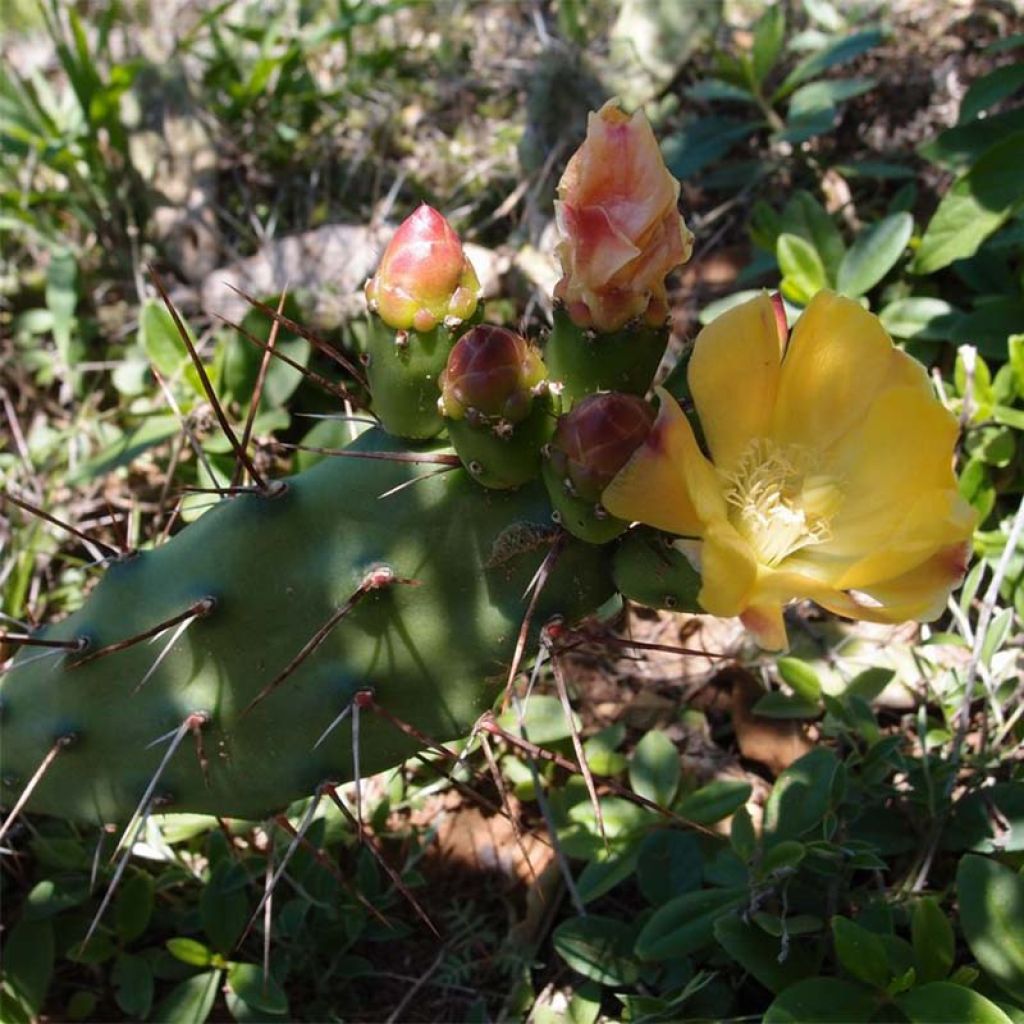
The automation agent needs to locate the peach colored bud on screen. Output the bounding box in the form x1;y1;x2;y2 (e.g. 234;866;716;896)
548;392;656;501
365;205;481;332
439;325;547;424
554;101;694;333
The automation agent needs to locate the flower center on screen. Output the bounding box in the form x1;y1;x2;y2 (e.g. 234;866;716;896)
722;440;842;567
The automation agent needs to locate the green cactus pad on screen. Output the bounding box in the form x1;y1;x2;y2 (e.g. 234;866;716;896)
612;527;702;612
446;400;553;490
545;307;669;405
365;319;461;439
0;430;614;823
541;460;627;545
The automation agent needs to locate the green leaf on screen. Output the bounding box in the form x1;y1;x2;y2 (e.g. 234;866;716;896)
761;840;806;875
1;918;54;1018
912;898;955;983
730;805;757;862
201;861;250;955
115;872;154;943
497;694;580;745
832;915;890;988
45;246;77;369
629;729;680;806
879;297;961;340
777;232;828;303
914;133;1024;274
714;915;822;994
777;658;822;702
140;298;192;379
576;846;641;905
677;779;752;825
960;64;1024;124
687;78;759;104
897;982;1014;1023
765;977;878;1022
836;213;913;297
226;963;289;1016
634;887;746;960
752;4;786;83
945;782;1024;853
166;938;214;968
154;970;222;1024
661;116;763;179
553;916;640;986
781;190;846;283
752;692;822;719
773;28;884;101
921;107;1024;169
636;830;703;905
785;77;876;142
957;855;1024;1002
113;953;154;1019
763;748;838;842
843;668;895;704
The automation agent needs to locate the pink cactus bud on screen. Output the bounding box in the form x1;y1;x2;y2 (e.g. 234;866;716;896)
553;101;694;333
439;325;547;425
547;393;656;501
365;205;481;332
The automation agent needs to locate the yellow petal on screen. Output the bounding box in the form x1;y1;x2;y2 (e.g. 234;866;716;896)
772;291;901;451
602;389;724;535
833;490;976;591
696;521;759;617
688;293;783;471
739;602;789;651
823;385;961;545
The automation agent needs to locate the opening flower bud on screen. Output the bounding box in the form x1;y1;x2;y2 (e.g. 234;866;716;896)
547;392;656;502
439;325;547;425
365;204;481;332
553;101;694;333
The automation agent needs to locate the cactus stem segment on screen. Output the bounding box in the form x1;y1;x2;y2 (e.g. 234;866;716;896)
3;491;123;560
324;785;440;937
233;289;288;488
150;267;269;493
548;645;608;849
73;597;216;670
224;282;368;388
244;574;414;716
219;313;365;407
0;734;73;843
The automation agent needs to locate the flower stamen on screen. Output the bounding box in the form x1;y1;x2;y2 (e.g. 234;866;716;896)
723;440;840;567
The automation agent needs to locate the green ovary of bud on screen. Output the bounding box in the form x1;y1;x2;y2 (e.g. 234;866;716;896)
439;325;548;426
547;392;656;502
365;204;481;332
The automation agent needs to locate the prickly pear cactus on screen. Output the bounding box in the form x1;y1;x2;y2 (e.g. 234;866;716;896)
1;431;613;822
1;101;700;830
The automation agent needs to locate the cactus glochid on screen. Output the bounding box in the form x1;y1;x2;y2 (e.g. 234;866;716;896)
1;101;972;836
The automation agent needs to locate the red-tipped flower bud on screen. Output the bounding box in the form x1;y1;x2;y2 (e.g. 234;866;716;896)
439;325;547;426
547;393;656;502
365;204;481;332
554;101;694;333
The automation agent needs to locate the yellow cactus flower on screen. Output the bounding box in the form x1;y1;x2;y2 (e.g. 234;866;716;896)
553;100;694;332
602;290;977;650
